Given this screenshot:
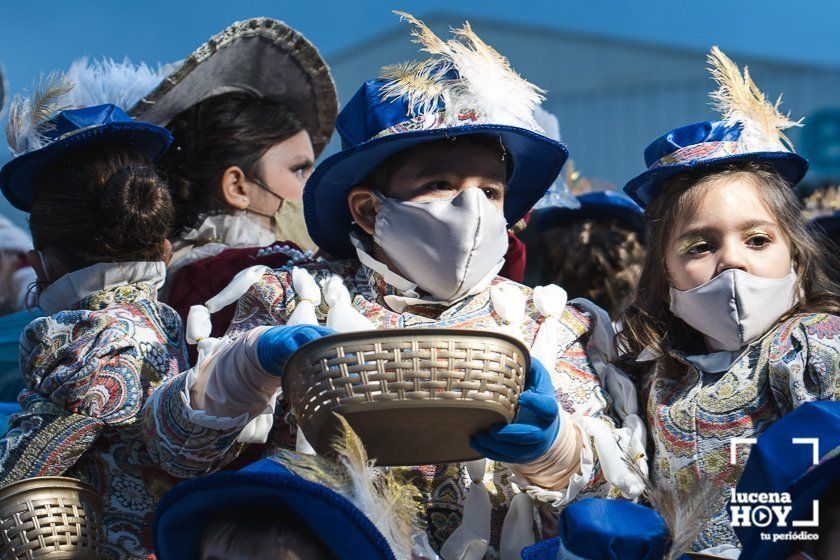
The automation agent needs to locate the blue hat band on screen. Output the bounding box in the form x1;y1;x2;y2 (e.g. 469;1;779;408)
650;140;741;169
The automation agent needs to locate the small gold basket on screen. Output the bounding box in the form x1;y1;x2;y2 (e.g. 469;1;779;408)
0;477;106;560
283;329;530;466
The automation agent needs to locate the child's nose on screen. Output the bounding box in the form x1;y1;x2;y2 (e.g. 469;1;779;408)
715;241;750;276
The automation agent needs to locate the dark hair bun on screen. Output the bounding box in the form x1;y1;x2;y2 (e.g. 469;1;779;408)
96;163;173;262
29;145;174;270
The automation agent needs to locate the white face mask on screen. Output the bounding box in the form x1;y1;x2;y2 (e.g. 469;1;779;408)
669;268;799;352
371;187;509;303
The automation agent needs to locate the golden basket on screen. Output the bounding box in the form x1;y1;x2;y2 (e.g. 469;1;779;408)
283;328;530;466
0;477;106;560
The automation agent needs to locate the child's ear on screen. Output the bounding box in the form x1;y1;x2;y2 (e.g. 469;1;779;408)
347;186;380;236
220;166;250;211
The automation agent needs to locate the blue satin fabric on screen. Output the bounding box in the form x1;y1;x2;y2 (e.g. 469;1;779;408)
558;498;670;560
642;120;743;167
532;190;645;236
154;455;397;560
733;401;840;559
0;104;172;211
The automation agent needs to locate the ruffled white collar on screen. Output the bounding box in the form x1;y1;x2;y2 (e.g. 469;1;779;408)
178;212;275;249
38;261;166;315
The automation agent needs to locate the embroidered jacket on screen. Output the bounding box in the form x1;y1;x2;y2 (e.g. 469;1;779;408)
0;282;188;560
143;260;640;558
645;313;840;551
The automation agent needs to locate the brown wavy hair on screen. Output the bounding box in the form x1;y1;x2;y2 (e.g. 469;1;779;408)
536;218;645;317
618;161;840;371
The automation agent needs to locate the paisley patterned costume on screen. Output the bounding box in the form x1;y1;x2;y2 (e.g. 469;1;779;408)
0;282;188;559
645;313;840;551
143;260;641;558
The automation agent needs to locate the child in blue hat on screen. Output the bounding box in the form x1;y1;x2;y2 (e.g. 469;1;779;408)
153;418;426;560
143;12;649;559
528;188;646;316
0;71;188;558
617;47;840;554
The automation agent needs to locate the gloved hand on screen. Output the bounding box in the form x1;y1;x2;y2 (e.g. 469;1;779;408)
256;325;335;376
469;357;560;463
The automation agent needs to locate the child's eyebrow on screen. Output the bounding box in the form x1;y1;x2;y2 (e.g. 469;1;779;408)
676;219;778;241
738;219;778;231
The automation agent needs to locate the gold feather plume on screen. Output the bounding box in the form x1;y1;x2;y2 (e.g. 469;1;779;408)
6;72;73;156
272;415;421;559
380;11;544;131
707;46;802;152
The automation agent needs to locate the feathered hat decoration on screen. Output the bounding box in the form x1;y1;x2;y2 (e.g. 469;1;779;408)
5;57;172;157
379;11;545;133
623;46;808;208
273;416;422;559
707;45;802;153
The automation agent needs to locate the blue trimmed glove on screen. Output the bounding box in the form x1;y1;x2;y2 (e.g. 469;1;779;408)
469;357;560;463
256;325;335;376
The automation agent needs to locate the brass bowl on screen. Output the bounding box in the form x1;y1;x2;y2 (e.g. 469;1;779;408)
0;476;106;559
283;329;530;466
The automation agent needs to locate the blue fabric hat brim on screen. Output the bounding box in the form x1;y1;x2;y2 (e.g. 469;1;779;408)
532;191;645;236
0;121;172;212
303;124;568;258
153;461;395;560
623;151;808;209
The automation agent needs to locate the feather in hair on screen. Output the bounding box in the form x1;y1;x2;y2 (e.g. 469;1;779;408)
272;415;421;559
624;456;719;559
5;72;73;156
64;57;173;112
380;12;545;132
707;46;802;153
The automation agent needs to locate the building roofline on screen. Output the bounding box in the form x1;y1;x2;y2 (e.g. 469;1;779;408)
326;11;840;74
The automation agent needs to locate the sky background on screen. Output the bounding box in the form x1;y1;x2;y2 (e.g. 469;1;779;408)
1;0;839;224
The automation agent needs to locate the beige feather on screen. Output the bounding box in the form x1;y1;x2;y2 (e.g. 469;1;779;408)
393;11;449;56
6;72;73;155
380;60;449;116
271;416;421;559
624;457;719;559
707;46;802;152
379;12;544;131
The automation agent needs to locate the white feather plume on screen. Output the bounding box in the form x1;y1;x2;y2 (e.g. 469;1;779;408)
5;57;172;158
707;46;802;153
382;12;545;132
64;57;173;111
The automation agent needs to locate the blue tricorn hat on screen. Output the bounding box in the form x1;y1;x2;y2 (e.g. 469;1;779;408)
153;453;399;560
521;498;672;560
532;190;645;237
731;401;840;560
1;103;171;211
623;47;808;209
303;13;568;258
